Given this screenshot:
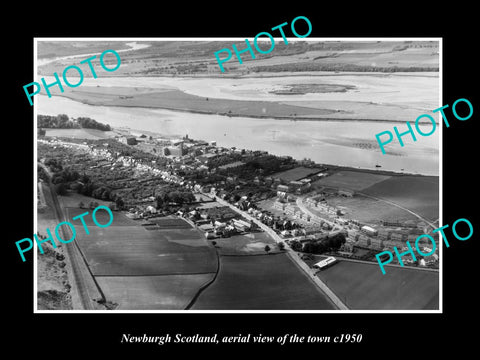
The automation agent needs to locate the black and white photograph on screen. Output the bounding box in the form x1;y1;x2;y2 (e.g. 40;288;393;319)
7;6;478;355
34;38;440;312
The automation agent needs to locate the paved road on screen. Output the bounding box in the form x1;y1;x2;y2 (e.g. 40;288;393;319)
209;194;349;310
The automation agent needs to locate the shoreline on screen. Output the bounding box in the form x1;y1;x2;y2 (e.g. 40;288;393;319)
43;124;437;178
51;93;436;125
38;70;440;79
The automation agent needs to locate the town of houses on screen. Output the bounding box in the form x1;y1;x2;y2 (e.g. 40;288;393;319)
38;131;438;268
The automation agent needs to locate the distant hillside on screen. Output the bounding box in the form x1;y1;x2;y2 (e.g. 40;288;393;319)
37;40;439;76
251;63;438;73
37;41;131;59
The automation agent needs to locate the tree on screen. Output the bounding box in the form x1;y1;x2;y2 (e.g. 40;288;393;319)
80;173;90;184
302;240;328;254
211;240;217;247
45;158;63;172
156;196;164;208
315;241;328;253
327;232;346;250
115;197;124;209
101;188;111;200
37;165;49;182
169;190;182;204
302;242;314;253
56;114;70;128
78;201;85;208
92;187;104;199
54;183;67;195
264;245;271;254
70;182;83;192
278;242;285;251
92;186;111;200
80;182;96;196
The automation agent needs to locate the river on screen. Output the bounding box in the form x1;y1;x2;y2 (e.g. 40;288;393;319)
35;42;440;175
37;93;440;176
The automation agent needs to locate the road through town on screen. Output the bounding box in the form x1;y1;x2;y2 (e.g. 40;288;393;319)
211;194;349;310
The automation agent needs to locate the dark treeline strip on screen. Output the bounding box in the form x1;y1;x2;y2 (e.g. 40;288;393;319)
252;63;439;73
38;114;111;131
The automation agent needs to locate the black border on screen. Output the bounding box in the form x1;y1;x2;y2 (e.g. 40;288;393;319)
7;5;478;355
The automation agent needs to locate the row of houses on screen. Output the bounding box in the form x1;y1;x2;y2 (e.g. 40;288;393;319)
381;220;420;228
306;199;339;216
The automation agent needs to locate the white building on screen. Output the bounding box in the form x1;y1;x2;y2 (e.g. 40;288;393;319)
361;225;378;236
313;256;337;270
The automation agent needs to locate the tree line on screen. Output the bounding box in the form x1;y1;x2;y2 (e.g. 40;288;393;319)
46;164;125;209
155;184;196;209
289;232;346;254
38;114;112;131
252;63;439;73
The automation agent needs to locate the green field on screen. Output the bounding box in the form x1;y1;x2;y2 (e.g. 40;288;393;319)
96;274;215;310
316;260;439;310
192;253;335;310
214;232;278;256
325;194;419;224
152;217;193;229
313;170;391;191
361;176;439;221
66;208;216;271
64;208;218;309
310;171;439;223
271;166;323;182
67;207;138;227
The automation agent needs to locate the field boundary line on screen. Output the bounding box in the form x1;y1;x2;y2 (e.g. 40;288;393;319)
94;271;217;277
357;191;437;229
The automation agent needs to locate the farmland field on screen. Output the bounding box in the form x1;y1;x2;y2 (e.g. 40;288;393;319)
58;193;113;208
152;217;193;229
96;274;215;310
66;224;217;276
361;176;439;221
73;225;215;274
310;171;439;223
271;166;323;182
67;207;138;227
316;260;439;310
191;253;335;310
313;170;391;191
214;232;278;256
323;194;419;224
65;208;217;309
